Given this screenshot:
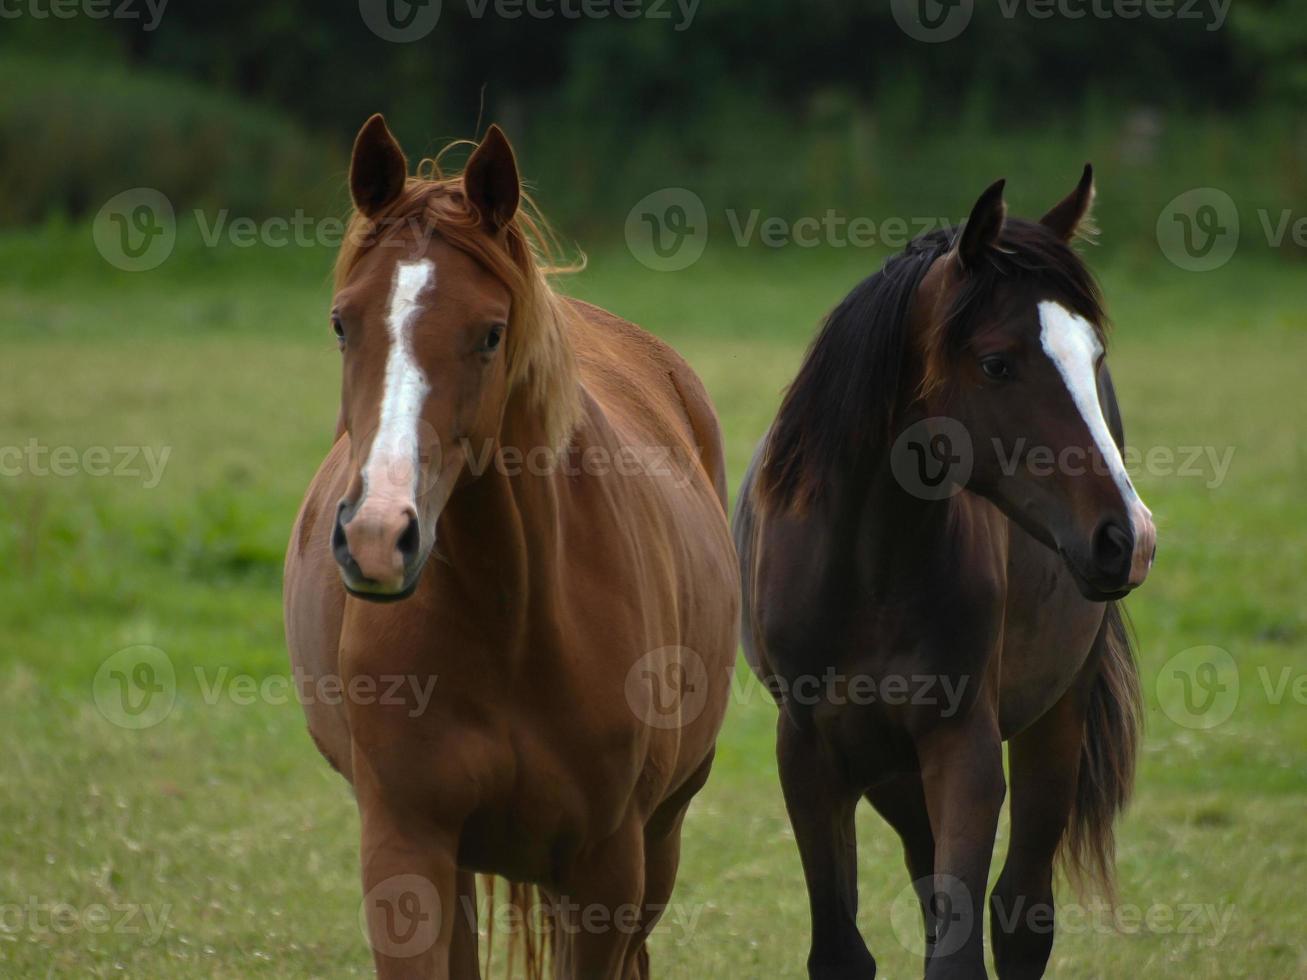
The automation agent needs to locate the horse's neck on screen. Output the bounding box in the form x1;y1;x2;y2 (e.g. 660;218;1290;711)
434;386;578;617
838;462;964;584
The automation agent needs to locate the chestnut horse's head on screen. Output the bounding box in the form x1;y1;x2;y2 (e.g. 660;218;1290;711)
761;166;1155;601
911;169;1155;599
328;115;579;600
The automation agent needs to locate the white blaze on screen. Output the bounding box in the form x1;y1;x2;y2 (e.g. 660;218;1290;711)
362;259;434;498
1037;300;1150;537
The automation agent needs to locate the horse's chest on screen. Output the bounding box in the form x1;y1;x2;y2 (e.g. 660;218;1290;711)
997;536;1107;736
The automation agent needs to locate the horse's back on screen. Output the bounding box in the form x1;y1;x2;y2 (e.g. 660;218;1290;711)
565;297;729;509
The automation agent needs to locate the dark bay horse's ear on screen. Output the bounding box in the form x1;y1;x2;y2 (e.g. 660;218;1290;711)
350;114;408;217
954;178;1007;270
464;124;521;232
1041;163;1096;242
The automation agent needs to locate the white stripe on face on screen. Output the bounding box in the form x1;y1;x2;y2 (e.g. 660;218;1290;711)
1037;299;1150;532
362;259;435;498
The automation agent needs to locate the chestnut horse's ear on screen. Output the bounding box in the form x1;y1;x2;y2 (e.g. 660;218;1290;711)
350;114;408;217
953;178;1007;270
464;124;521;232
1041;163;1096;242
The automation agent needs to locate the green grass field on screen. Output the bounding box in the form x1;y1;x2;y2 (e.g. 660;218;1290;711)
1;228;1305;978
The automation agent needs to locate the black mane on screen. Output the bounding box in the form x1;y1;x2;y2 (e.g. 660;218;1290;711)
757;219;1104;512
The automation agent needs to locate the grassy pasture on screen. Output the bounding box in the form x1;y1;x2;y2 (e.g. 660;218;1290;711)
1;229;1305;978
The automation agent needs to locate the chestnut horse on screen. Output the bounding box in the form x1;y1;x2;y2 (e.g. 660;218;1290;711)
734;169;1155;979
284;116;737;978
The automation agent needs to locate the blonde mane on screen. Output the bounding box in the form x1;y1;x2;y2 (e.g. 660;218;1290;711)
333;145;583;450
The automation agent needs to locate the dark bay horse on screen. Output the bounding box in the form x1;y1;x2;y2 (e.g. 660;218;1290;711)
284;115;738;978
733;168;1156;979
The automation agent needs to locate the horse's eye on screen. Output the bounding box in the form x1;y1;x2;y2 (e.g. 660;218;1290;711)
483;324;505;353
980;355;1012;381
331;315;345;350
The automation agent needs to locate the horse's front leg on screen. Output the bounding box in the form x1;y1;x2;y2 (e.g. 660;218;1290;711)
778;714;877;979
916;710;1005;980
355;756;464;979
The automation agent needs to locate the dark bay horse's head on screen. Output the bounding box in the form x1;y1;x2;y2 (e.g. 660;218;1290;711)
911;169;1156;600
327;115;578;600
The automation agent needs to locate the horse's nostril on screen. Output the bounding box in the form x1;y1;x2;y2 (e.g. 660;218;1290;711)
1093;521;1133;579
332;508;353;561
397;513;420;564
331;506;364;583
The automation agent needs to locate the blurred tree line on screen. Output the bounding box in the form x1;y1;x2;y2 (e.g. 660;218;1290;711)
2;0;1305;239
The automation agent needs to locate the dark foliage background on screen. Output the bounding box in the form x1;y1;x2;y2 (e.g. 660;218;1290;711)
2;0;1304;244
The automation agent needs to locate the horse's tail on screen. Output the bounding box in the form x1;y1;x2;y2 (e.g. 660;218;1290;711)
1062;600;1143;896
481;876;553;979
